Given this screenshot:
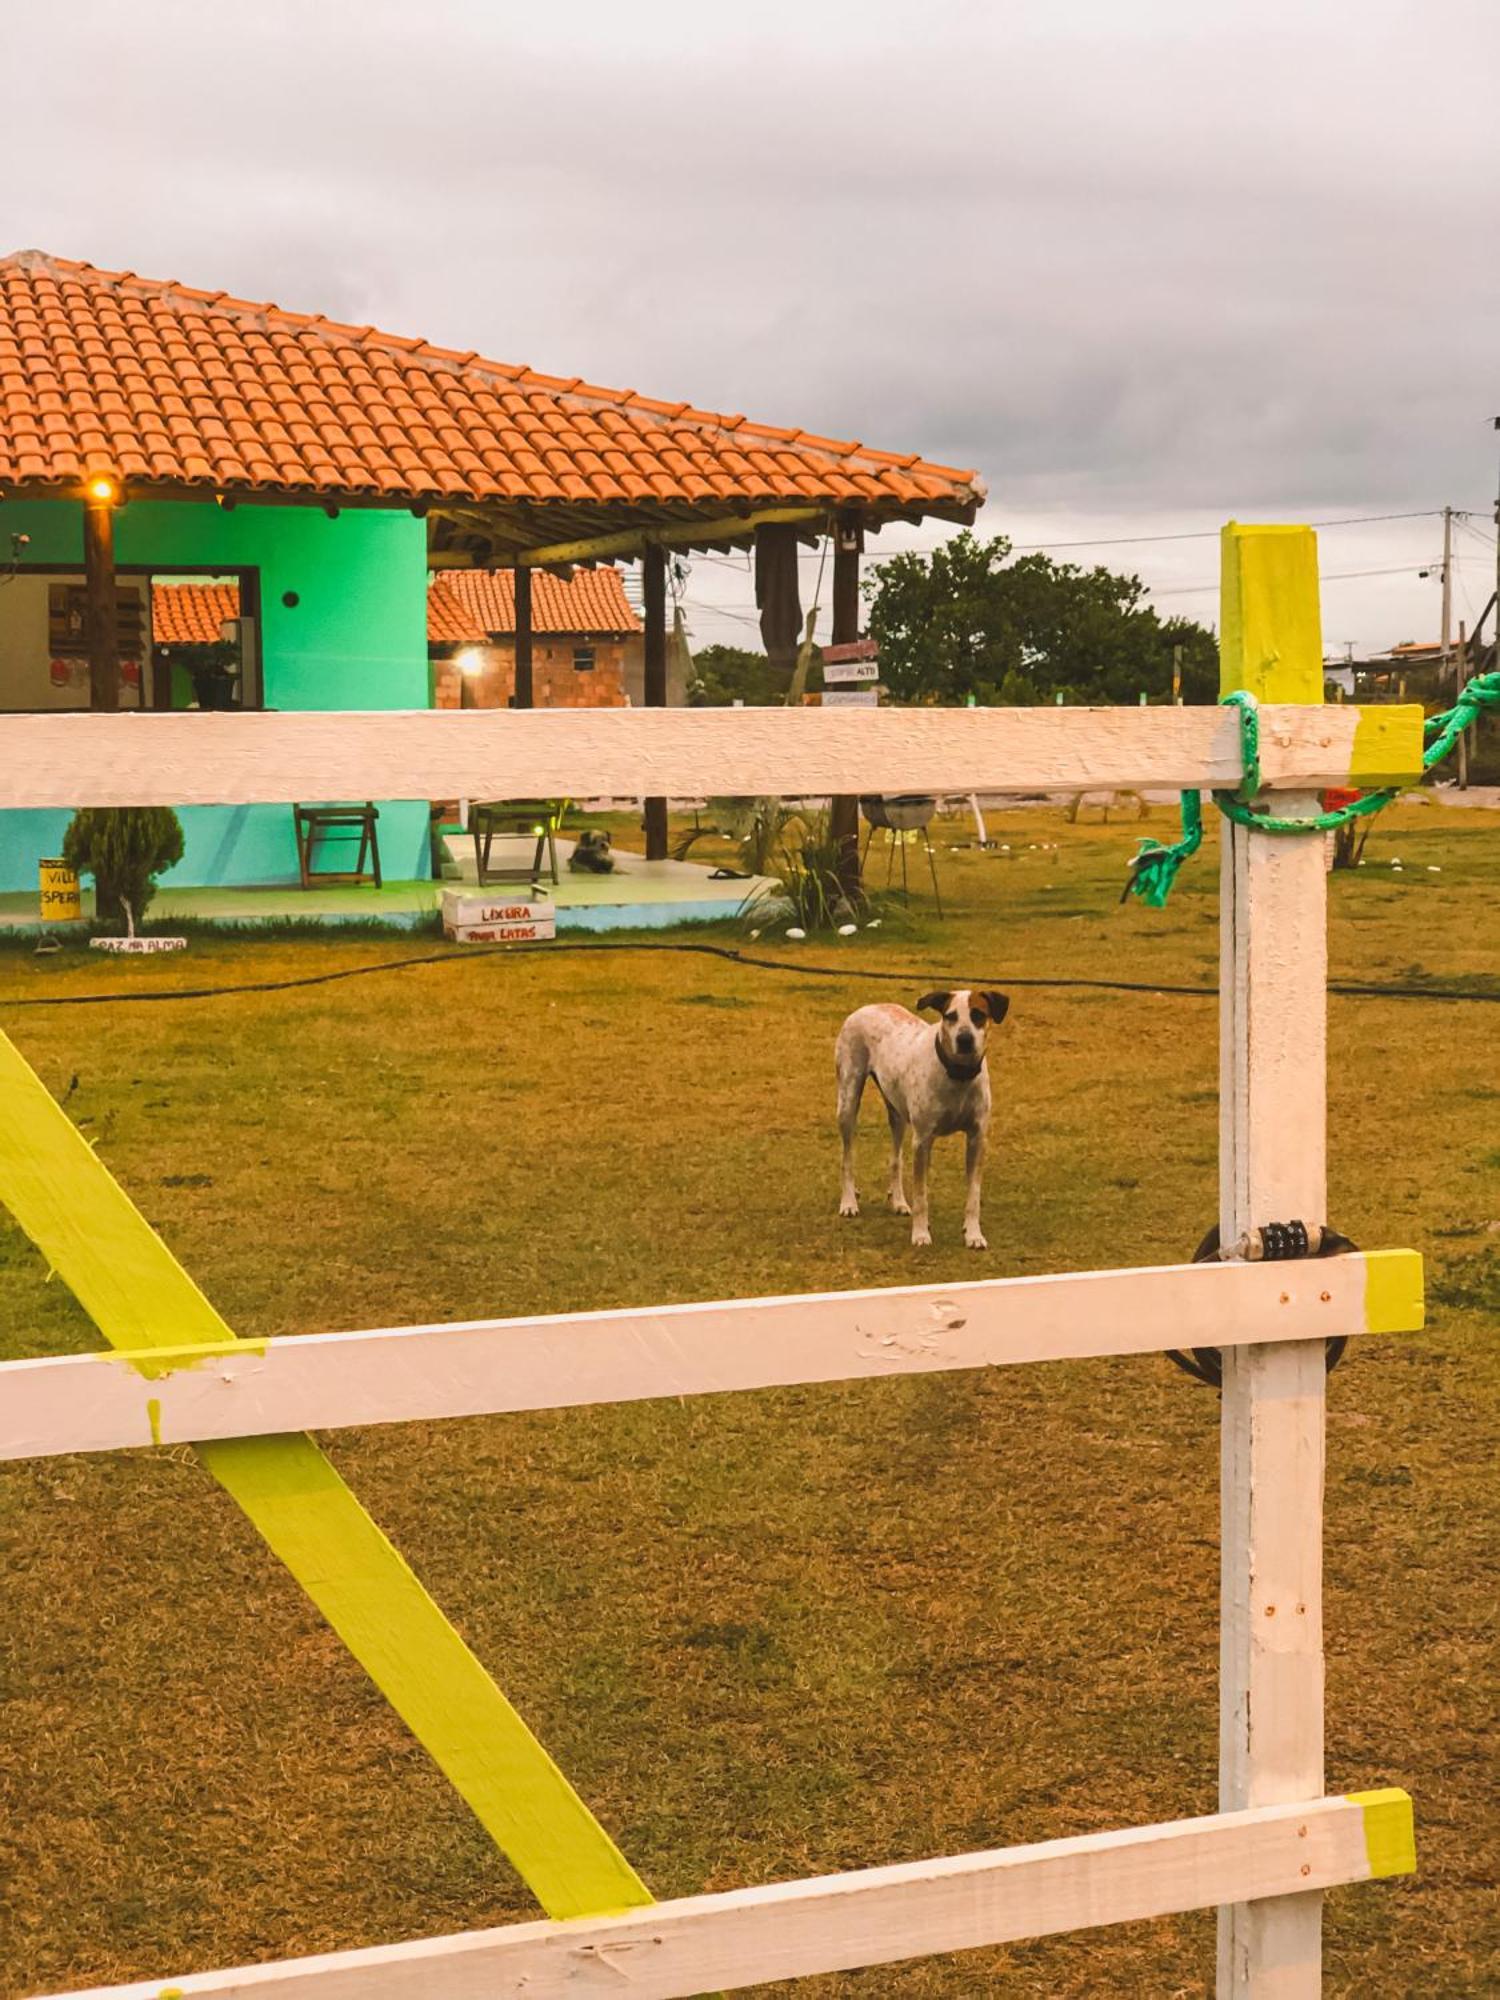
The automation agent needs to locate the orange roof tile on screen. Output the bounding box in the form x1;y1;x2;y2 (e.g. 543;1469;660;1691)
154;569;642;646
428;567;640;642
150;581;239;644
0;252;984;527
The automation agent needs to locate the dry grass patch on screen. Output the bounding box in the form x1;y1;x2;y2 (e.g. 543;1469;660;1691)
0;800;1494;1997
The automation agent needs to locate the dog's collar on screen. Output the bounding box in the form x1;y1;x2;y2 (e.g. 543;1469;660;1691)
935;1038;985;1084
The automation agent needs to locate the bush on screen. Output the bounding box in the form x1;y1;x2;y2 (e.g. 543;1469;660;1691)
62;807;184;933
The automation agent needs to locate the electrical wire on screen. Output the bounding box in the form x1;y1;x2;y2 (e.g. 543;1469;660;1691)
2;937;1494;1010
694;509;1454;566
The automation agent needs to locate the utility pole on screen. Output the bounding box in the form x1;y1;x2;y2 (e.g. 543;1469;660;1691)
1457;620;1469;788
1439;504;1453;693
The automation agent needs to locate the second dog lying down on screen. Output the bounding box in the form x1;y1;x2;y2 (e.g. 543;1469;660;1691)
836;988;1009;1249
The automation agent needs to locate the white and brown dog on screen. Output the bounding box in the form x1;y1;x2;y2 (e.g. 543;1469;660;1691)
836;989;1010;1249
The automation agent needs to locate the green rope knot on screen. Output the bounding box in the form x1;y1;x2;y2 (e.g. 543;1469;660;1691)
1125;670;1500;906
1123;790;1202;908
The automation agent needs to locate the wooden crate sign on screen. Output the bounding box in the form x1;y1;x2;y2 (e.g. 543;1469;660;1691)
442;889;556;943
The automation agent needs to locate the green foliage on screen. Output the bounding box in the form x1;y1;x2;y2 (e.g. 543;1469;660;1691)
62;807;184;932
687;643;805;708
865;530;1219;707
743;812;859;933
674;797;861;932
673;796;807;878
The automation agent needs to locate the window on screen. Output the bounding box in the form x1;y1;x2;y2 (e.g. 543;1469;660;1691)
0;565;262;714
572;645;596;673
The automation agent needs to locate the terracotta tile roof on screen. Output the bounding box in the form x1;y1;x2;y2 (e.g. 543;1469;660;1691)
154;569;641;645
0;251;983;529
150;581;240;644
428;567;640;642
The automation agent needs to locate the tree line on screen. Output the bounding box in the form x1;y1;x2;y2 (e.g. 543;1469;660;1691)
687;531;1218;707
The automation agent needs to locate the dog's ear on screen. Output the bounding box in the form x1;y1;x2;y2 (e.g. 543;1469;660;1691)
981;990;1010;1026
917;990;951;1014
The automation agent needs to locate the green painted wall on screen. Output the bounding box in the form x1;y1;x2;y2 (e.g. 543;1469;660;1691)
0;498;431;892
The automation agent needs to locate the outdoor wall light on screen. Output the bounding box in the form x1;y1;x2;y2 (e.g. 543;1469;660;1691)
86;476;118;504
457;647;484;677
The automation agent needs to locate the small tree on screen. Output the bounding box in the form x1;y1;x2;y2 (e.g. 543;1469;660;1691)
63;807;184;935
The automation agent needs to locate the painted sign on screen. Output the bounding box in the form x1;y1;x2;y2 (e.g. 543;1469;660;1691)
822;638;879;664
89;936;188;953
821;687;881;708
448;920;557;944
442;889;556;942
823;658;881;685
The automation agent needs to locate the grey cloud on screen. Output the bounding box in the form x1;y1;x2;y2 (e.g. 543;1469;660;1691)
2;0;1495;579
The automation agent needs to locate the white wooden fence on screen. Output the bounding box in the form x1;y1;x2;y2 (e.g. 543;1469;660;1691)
0;524;1423;1998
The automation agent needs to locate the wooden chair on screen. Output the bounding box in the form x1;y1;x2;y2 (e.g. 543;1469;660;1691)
470;800;568;888
292;802;382;889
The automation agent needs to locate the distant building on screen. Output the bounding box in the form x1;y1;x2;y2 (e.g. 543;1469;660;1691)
1344;639;1462;703
426;568;644;710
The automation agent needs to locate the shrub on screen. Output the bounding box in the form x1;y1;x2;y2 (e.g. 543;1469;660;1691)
62;807;184;934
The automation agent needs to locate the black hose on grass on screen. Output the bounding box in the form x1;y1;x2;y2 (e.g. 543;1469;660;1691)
0;936;1496;1008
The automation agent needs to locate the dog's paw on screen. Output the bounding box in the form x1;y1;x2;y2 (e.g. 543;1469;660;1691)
910;1224;933;1248
964;1229;989;1251
839;1197;860;1218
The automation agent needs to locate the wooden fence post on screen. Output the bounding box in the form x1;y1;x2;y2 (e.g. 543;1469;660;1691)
1217;522;1329;1996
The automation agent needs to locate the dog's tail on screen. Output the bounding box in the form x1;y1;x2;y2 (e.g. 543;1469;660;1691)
835;1019;871;1138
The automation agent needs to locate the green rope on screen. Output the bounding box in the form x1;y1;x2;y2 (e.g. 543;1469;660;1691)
1126;670;1500;906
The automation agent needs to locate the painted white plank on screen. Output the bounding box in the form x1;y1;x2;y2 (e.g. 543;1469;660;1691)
37;1797;1390;2000
0;703;1416;811
0;1253;1417;1464
1218;798;1331;2000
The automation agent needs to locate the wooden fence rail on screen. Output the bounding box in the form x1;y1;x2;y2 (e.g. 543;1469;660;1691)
0;1251;1421;1463
0;699;1421;811
38;1794;1415;2000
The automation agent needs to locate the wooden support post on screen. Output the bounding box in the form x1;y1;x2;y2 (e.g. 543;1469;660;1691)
513;562;534;709
642;544;668;860
83;491;121;712
830;514;862;898
1216;523;1328;1998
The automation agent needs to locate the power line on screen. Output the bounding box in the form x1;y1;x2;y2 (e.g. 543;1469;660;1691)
693;508;1449;567
1150;562;1436;601
1000;510;1442;554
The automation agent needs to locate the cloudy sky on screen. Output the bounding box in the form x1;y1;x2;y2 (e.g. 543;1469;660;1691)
4;0;1496;652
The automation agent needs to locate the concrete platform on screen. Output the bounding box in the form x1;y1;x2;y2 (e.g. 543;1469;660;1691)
0;844;768;935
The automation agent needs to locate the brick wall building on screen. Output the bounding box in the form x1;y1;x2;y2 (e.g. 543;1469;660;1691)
427;568;642;710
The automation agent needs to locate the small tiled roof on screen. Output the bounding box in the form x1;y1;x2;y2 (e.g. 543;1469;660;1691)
0;251;983;542
150;581;239;644
429;567;640;642
153;569;641;645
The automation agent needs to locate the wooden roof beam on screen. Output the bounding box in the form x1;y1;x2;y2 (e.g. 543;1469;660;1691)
515;504;829;569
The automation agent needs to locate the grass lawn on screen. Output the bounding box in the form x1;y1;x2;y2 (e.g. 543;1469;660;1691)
0;798;1494;1998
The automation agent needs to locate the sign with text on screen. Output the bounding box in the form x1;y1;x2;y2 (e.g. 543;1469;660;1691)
822;657;881;685
442;890;557;942
821;687;881;708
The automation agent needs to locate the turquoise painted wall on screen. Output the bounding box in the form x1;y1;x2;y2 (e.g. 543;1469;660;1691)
0;498;430;893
